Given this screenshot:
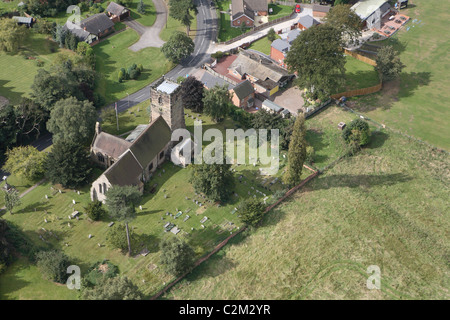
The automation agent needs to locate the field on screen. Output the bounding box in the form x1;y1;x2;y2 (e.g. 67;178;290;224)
268;4;293;21
341;55;380;91
348;0;450;150
163;105;450;300
0;106;296;299
0;33;70;104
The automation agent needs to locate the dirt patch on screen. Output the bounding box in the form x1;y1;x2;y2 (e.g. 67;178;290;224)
98;263;109;274
349;79;400;113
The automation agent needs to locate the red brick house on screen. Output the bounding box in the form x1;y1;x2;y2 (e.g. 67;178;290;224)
230;80;255;109
231;0;268;27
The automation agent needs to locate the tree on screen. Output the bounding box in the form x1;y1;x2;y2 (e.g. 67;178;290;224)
169;0;197;35
0;219;14;266
35;250;71;284
324;4;362;45
137;0;145;14
85;200;107;221
202;84;231;122
83;261;119;288
342;118;370;148
267;28;277;42
3;146;47;182
161;31;195;63
106;224;134;252
105;186;141;256
0;18;28;53
47;97;97;145
82;276;143;300
239;198;265;227
189;162;234;202
285;24;346;102
240;21;248;34
45;141;92;188
375;45;405;82
0;104;18;164
159;237;195;277
179;76;204;112
251;109;294;150
31;69;74;111
3;189;21;215
13;98;46;144
283;113;307;187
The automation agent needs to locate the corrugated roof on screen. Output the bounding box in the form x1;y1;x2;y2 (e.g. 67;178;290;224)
262;99;283;112
351;0;388;20
312;4;331;13
156;80;179;94
13;16;32;24
232;80;254;100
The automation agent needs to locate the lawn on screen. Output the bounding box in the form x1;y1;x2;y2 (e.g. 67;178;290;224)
0;107;294;298
216;0;249;42
163;106;450;300
0;33;70;104
159;9;198;41
93;29;173;105
340;55;380;91
268;4;293;21
348;0;450;150
248;35;279;56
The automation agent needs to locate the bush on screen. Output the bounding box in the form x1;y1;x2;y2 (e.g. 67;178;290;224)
129;68;139;80
118;70;124;83
83;260;119;287
107;224;134;253
85;200;106;221
159;237;195;276
211;51;223;59
306;145;315;163
342;118;371;146
35;250;71;284
238;198;266;227
267;28;277;42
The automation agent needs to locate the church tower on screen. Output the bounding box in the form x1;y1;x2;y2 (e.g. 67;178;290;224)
150;78;185;132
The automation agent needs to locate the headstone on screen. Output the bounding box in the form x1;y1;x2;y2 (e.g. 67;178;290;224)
88;234;92;239
72;199;76;204
44;218;48;223
45;194;48;199
139;205;143;210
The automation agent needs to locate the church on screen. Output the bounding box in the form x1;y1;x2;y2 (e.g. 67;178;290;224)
89;78;186;202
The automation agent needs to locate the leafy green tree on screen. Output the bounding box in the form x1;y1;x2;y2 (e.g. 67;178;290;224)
82;276;143;300
285;24;345;102
35;250;71;284
0;18;28;53
283;113;307;187
0;219;14;266
47;97;97;145
251;109;294;150
189;162;234;202
3;189;21;215
179;76;204;113
342;118;370;147
85;200;107;221
45;141;92;188
159;237;195;277
105;186;141;256
202;84;231;122
169;0;197;35
83;261;119;288
137;0;145;14
239;198;265;227
161;31;195;63
375;45;405;82
13;98;46;144
267;28;277;41
30;69;74;111
240;21;248;34
3;146;47;182
324;4;362;45
106;224;135;252
0;104;18;164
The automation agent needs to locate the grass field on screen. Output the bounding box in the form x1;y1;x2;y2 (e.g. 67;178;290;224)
348;0;450;150
341;55;380;91
268;4;293;21
163;105;450;300
248;35;280;56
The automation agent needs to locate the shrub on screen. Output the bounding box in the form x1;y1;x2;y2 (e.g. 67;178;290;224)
342;118;371;146
159;237;195;276
107;224;134;252
137;64;143;72
85;200;106;221
129;68;139;80
118;70;124;82
35;250;71;284
83;260;119;287
306;145;315;163
238;198;266;227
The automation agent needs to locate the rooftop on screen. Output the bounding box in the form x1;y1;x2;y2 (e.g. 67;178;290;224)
351;0;388;20
156;80;179;94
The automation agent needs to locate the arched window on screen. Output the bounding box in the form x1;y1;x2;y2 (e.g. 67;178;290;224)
159;151;164;160
103;183;107;194
158;96;163;104
99;183;102;194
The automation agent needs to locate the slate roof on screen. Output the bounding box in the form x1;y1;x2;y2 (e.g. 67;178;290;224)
271;38;290;53
229;50;290;83
232;80;254;100
351;0;388;20
64;21;92;41
297;15;320;29
287;28;301;43
104;150;143;186
92;131;131;160
200;70;234;89
80;13;114;35
106;2;129;16
125;124;148;143
312;4;331;13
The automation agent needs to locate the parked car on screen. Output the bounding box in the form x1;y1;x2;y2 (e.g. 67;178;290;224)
295;4;301;13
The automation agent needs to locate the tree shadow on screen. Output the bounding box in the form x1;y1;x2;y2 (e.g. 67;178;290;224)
132;233;159;254
306;128;329;164
18;203;53;214
367;130;389;149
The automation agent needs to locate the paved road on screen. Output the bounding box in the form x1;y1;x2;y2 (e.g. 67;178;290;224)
111;0;217;113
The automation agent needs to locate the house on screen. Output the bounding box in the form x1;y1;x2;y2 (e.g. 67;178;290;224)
12;16;34;28
80;13;115;39
90;79;185;201
228;50;292;97
192;68;235;90
312;4;331;18
106;2;130;22
64;21;99;44
296;15;320;31
261;99;284;114
230;80;255;109
231;0;268;27
270;39;290;68
351;0;390;29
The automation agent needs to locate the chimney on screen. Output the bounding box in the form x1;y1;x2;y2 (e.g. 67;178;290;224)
95;122;101;135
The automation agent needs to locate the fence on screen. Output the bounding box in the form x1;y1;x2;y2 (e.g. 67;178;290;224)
344;49;377;66
304;99;332;118
150;167;319;300
217;12;296;45
330;82;383;99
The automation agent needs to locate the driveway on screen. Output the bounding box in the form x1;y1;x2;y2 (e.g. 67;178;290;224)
126;0;168;51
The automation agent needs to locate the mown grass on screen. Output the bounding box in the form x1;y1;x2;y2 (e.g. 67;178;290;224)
163;106;450;300
248;35;279;56
268;4;293;21
341;55;380;91
349;0;450;150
